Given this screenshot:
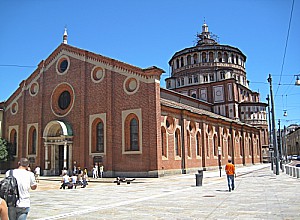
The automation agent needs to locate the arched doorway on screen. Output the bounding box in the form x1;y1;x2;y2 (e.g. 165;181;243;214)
43;120;73;175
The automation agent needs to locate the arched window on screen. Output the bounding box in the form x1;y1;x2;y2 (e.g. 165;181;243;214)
224;52;228;63
228;135;232;157
209;52;214;62
240;137;243;157
176;59;179;69
28;126;37;155
187;55;191;65
202;52;207;63
10;129;17;156
196;132;201;156
97;122;104;152
249;137;252;156
161;127;167;157
124;114;140;151
187;130;191;157
92;118;104;153
213;134;218;157
180;57;184;67
130;118;139;151
175;129;181;156
218;52;222;62
193;54;198;64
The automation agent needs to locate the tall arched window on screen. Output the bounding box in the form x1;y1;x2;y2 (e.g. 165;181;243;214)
130;118;139;151
28;126;37;155
124;113;140;152
196;132;201;156
187;130;191;157
161;127;167;157
209;52;214;62
175;129;181;156
176;59;179;69
92;118;105;153
10;129;17;156
213;134;218;157
187;55;191;65
97;122;104;152
202;52;207;63
218;52;222;62
193;54;198;64
228;135;232;157
249;137;252;156
224;52;228;63
240;137;243;157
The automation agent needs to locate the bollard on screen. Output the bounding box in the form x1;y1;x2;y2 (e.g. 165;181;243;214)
195;170;203;186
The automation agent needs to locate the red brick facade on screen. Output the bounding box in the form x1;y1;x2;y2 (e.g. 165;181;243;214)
0;35;266;177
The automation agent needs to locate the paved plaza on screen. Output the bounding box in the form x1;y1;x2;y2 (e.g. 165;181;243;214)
2;164;300;219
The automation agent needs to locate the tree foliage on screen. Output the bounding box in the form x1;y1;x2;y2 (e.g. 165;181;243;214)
0;138;9;161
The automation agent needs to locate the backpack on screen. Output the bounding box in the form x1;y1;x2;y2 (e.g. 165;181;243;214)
0;170;20;207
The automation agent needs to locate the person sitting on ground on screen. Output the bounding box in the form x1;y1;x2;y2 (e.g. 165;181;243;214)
71;174;77;189
81;171;88;188
60;172;71;189
0;198;9;220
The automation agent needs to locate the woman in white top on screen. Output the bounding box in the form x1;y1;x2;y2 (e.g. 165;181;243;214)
0;197;9;220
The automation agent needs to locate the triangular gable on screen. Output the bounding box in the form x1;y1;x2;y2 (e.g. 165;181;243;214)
4;43;164;109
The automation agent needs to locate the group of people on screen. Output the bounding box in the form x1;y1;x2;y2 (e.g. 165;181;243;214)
92;163;104;179
60;166;89;189
0;158;37;220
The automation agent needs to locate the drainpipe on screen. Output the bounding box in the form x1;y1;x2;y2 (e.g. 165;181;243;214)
180;110;186;174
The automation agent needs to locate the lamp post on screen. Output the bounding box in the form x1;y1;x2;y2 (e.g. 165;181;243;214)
266;95;273;169
267;74;279;175
218;146;222;177
295;74;300;85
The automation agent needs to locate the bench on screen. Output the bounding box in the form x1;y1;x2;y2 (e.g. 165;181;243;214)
114;177;135;185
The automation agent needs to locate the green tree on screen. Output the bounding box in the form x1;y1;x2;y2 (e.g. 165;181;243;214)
0;138;9;161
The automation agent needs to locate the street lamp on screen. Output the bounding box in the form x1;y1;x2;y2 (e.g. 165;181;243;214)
218;146;222;177
267;74;280;175
295;74;300;85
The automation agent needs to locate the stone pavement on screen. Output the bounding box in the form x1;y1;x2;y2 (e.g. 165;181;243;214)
2;163;300;220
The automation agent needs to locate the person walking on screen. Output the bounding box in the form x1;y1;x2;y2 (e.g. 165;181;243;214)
34;166;40;183
6;158;37;220
225;159;235;192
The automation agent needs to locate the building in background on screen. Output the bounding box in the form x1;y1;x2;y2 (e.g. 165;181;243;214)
0;23;268;177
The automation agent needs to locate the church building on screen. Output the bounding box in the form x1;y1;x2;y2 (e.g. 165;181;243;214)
0;23;268;177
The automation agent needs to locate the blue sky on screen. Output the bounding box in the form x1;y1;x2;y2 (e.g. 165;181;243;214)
0;0;299;127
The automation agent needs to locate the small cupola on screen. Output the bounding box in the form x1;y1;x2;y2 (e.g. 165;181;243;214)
63;27;68;44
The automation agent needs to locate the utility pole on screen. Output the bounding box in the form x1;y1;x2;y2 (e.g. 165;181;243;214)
268;74;279;175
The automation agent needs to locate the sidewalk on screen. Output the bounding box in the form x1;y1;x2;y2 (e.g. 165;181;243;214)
21;163;299;220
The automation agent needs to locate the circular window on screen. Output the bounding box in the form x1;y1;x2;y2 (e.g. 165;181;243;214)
124;77;139;94
166;116;175;133
56;56;70;75
58;91;71;110
51;83;75;117
11;102;18;115
29;82;39;96
59;60;68;73
189;121;196;133
91;66;105;83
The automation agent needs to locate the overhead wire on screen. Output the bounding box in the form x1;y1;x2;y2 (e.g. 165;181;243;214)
274;0;295;97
